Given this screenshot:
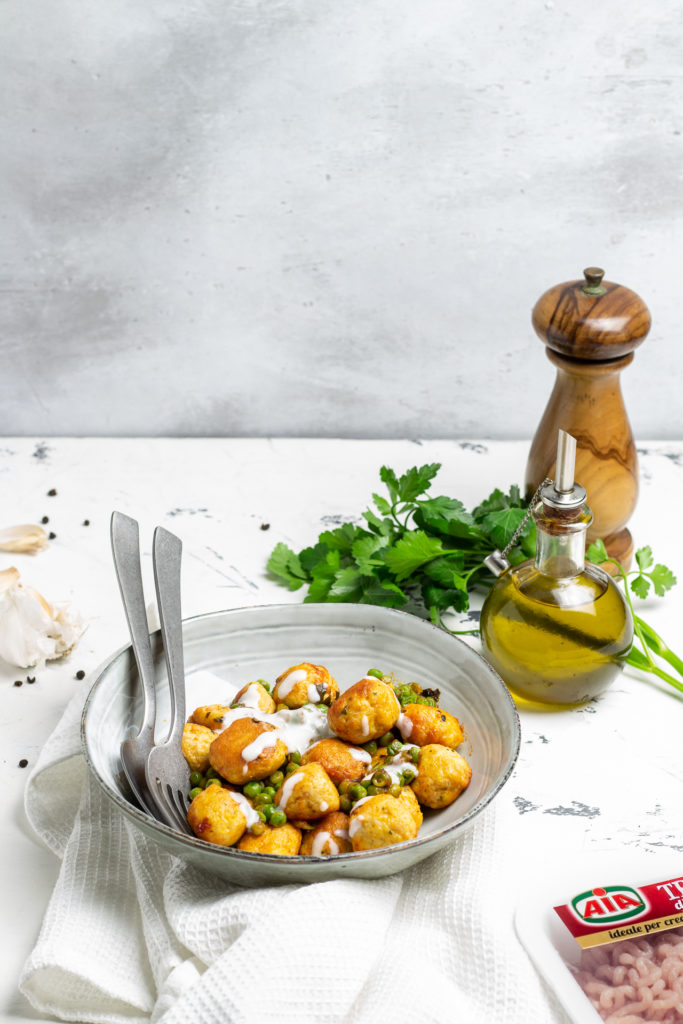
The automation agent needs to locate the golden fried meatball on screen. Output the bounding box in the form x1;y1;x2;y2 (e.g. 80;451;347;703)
410;744;472;809
237;823;302;856
190;704;234;731
273;663;339;709
187;786;247;847
181;723;215;773
348;792;421;851
300;811;352;856
328;677;401;744
397;785;424;832
274;762;340;821
396;704;464;749
301;737;371;785
209;718;287;784
231;681;276;714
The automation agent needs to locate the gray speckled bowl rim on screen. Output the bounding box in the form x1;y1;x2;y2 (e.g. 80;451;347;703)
81;603;520;871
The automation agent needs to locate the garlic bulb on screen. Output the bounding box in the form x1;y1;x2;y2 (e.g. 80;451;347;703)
0;524;48;554
0;567;82;669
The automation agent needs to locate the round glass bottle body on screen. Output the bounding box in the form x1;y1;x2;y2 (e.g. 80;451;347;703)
480;502;633;707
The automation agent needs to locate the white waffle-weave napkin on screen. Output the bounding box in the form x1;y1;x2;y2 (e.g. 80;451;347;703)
20;679;561;1024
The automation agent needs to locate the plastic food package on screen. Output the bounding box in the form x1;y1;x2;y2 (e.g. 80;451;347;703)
516;853;683;1023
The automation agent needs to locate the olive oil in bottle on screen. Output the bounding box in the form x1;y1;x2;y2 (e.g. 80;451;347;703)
480;431;633;708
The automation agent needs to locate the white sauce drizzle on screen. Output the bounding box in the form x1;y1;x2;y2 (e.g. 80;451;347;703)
360;715;370;739
307;683;322;703
241;729;279;763
319;801;328;813
311;831;332;856
347;746;372;763
363;744;419;785
276;668;308;699
277;770;304;811
348;816;364;838
396;713;413;739
334;827;349;840
228;790;260;829
236;683;263;709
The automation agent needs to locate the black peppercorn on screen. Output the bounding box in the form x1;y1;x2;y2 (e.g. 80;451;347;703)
13;680;22;687
41;515;49;524
27;676;36;684
18;759;28;768
260;523;271;531
76;670;86;680
49;532;56;540
47;488;57;496
83;519;90;526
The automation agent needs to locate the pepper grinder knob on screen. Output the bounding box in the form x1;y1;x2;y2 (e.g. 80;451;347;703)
525;266;652;568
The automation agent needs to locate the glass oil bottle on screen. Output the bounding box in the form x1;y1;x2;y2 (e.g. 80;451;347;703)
480;430;633;709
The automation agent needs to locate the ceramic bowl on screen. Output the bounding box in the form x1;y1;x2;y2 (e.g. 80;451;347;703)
81;603;519;885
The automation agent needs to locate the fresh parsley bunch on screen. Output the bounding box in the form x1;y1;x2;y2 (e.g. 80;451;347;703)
267;462;535;629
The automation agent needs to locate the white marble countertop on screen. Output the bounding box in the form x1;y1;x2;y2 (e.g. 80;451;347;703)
2;437;683;1022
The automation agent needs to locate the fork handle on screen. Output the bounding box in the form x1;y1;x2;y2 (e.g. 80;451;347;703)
152;527;186;745
110;512;156;743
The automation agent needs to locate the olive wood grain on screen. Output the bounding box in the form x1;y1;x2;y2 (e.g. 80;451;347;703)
525;268;651;568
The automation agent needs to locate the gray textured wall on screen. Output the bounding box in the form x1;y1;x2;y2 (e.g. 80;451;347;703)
1;0;681;439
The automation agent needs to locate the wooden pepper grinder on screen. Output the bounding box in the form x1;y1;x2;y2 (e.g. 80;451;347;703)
525;267;651;567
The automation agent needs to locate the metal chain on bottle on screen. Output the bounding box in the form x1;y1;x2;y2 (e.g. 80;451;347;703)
500;477;552;561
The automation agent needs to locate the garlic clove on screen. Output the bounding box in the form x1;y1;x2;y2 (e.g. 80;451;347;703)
0;568;82;669
0;524;48;554
0;567;21;593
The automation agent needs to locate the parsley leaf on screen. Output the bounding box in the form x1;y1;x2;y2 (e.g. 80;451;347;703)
650;563;677;596
635;546;653;570
381;531;445;581
397;463;441;502
267;542;307;590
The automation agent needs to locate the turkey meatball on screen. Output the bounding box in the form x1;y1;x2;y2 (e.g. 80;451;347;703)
348;792;421;852
301;737;371;786
328;677;401;744
274;762;340;821
187;785;247;847
396;704;464;749
300;811;352;856
273;662;339;709
231;680;276;714
209;718;287;784
237;823;302;856
181;722;215;773
410;744;472;809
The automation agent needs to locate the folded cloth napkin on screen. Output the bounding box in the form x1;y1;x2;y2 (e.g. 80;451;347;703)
20;679;561;1024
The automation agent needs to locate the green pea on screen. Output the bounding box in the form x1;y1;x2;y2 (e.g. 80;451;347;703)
257;679;271;691
372;769;390;788
250;821;267;835
269;810;287;827
285;762;298;774
254;792;270;807
257;809;267;822
387;740;403;757
205;766;220;780
366;784;378;796
243;781;263;799
402;768;416;784
410;746;421;763
379;732;395;748
269;770;284;788
289;751;302;765
350;783;367;801
262;786;276;801
390;784;402;798
363;741;377;756
338;779;351;795
205;778;222;788
316;703;329;712
276;702;288;712
367;668;384;679
189;771;204;787
189;786;202;801
339;795;352;813
262;803;276;821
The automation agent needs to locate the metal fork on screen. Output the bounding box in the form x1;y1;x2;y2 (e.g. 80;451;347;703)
111;512;161;821
144;526;193;834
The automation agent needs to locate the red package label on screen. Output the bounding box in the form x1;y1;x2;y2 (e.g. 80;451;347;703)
554;875;683;949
